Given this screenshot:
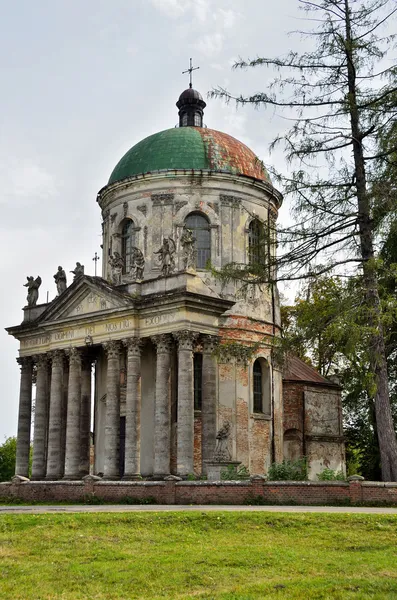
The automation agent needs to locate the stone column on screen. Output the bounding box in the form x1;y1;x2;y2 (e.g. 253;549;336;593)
79;356;93;477
46;350;65;480
15;357;33;478
64;348;82;479
122;337;143;479
152;334;173;478
31;354;50;480
174;330;198;476
103;341;121;479
272;366;284;463
201;335;218;474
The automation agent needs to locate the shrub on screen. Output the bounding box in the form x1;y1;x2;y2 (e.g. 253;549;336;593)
317;468;345;481
221;464;250;480
267;458;308;481
119;496;157;505
0;437;17;482
83;493;105;505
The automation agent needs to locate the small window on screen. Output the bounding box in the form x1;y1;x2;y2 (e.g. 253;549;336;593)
248;219;263;265
185;213;211;269
253;360;263;413
194;113;202;127
194;353;203;410
252;358;271;415
121;220;136;274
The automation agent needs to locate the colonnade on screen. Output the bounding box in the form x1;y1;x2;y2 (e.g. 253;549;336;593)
14;331;218;480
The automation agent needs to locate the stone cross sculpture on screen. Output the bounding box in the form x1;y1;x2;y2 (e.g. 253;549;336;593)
180;226;196;270
70;262;84;280
108;252;124;285
130;247;145;281
54;266;67;296
154;237;176;277
24;276;42;307
213;421;232;462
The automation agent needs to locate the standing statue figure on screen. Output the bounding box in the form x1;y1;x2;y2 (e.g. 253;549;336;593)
109;252;124;285
24;276;42;307
154;237;176;277
180;226;196;270
130;247;145;281
70;262;84;281
54;266;67;296
213;421;232;462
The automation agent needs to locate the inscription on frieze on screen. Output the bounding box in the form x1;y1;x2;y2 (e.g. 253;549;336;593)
20;318;133;350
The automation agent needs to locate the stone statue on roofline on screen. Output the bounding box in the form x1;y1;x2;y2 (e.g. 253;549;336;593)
70;262;84;281
54;266;67;296
24;276;42;307
109;252;124;285
130;247;145;281
155;237;176;277
180;226;196;270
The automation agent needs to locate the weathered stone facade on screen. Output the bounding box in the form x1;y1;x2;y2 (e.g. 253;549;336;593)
6;89;345;483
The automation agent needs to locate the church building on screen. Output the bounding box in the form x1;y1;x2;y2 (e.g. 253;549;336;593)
7;81;345;482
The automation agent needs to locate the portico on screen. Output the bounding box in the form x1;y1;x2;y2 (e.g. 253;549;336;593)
10;274;226;480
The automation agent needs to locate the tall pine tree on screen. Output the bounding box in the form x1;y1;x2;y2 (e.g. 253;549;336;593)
211;0;397;480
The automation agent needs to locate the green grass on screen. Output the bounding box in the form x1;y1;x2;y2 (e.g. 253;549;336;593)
1;512;397;599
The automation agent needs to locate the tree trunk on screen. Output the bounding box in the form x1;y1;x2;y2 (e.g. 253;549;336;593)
344;0;397;481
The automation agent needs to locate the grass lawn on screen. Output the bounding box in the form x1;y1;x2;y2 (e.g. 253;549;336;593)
1;512;396;599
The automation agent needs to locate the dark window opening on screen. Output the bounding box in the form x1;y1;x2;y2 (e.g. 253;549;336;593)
194;353;203;410
119;416;126;477
121;220;136;274
253;360;263;413
185;213;211;269
248;219;263;266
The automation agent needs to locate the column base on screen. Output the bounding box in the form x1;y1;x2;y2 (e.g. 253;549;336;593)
30;475;46;481
122;474;142;481
44;474;62;481
149;473;171;481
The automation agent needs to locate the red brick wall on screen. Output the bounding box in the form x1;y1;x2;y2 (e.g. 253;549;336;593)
282;382;304;434
1;479;396;505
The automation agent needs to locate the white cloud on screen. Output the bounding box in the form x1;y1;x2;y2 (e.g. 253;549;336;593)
195;32;225;57
215;8;240;29
149;0;188;19
0;158;58;203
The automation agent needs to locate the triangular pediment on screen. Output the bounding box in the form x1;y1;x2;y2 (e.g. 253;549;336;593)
38;276;135;324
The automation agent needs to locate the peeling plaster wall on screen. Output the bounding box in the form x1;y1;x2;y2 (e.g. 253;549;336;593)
282;381;345;479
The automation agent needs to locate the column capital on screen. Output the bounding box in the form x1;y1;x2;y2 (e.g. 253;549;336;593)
123;337;144;356
151;334;174;354
48;349;66;368
201;334;219;353
103;340;122;359
65;347;82;367
32;353;49;369
173;330;199;351
16;356;33;371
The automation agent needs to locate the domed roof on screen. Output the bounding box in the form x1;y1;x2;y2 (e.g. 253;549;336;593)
177;87;204;104
108;127;271;185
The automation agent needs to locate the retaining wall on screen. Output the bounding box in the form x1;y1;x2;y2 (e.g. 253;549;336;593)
1;477;397;505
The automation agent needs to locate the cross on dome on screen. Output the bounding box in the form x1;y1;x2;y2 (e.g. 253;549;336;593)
182;58;200;89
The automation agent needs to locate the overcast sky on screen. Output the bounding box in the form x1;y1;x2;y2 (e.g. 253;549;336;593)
0;0;323;440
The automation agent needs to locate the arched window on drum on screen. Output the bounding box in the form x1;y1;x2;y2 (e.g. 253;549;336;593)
184;213;211;269
248;219;264;266
121;219;136;274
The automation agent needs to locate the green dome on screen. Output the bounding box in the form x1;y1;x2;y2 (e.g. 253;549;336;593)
108;127;270;185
